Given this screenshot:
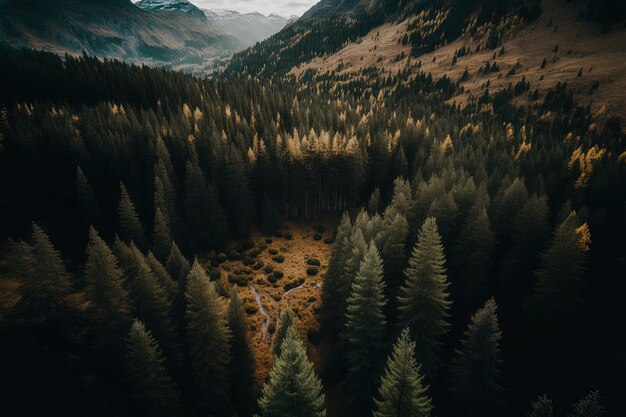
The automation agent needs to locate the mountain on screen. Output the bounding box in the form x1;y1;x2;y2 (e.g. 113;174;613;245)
0;0;239;74
203;9;294;48
135;0;208;23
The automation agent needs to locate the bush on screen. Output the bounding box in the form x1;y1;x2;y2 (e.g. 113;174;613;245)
252;261;264;270
284;232;293;240
272;255;285;263
209;270;220;281
313;233;322;241
258;244;268;250
265;238;273;244
242;256;254;266
306;267;318;276
217;253;227;263
268;275;277;284
227;250;241;261
273;270;284;279
268;248;279;255
244;303;258;314
307;258;321;266
324;238;334;244
264;265;274;274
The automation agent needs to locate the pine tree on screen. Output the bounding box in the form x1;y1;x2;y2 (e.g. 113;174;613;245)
342;241;387;410
76;166;102;230
166;241;191;282
450;298;503;416
373;328;432;417
186;260;232;415
376;210;409;294
523;212;589;335
451;205;495;312
261;193;280;234
118;182;147;249
321;213;352;333
337;228;368;328
529;395;554;417
84;227;132;355
146;250;178;301
569;391;605;417
259;326;326;417
272;308;296;356
397;217;451;377
20;223;73;316
228;286;256;417
368;187;381;215
125;320;183;417
152;207;172;262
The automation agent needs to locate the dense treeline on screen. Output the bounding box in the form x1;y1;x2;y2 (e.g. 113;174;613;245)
1;43;625;417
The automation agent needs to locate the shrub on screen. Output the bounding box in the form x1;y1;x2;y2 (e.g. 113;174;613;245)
244;303;258;314
324;238;334;244
227;250;241;261
272;255;285;263
284;232;293;240
209;270;220;281
217;253;227;263
268;248;279;255
264;265;274;274
307;258;321;266
242;256;254;266
313;233;322;241
306;267;318;276
273;270;284;279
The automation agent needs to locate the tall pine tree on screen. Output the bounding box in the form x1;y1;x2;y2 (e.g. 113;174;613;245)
397;217;451;377
118;182;147;249
373;328;432;417
259;326;326;417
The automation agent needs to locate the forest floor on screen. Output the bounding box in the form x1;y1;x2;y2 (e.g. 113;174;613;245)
206;219;338;382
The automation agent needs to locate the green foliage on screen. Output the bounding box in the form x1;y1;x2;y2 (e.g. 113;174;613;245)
228;286;256;417
373;328;432;417
118;182;147;249
259;326;326;417
342;241;387;410
529;395;554;417
125;320;183;417
450;298;503;416
84;227;132;354
185;260;232;415
152;207;172;263
272;308;296;356
397;217;451;377
569;391;605;417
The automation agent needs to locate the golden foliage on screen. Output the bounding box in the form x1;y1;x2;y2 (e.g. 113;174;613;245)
575;223;591;251
568;145;606;188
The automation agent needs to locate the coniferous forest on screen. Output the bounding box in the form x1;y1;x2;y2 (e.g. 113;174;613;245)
0;1;625;416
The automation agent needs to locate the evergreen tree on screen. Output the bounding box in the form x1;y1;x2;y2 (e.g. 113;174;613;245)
373;328;432;417
376;210;409;294
368;187;381;215
166;241;191;282
397;217;451;377
152;207;172;262
523;212;589;335
450;298;503;416
19;223;73;316
146;250;178;301
186;260;232;415
228;286;256;417
272;308;296;356
118;182;147;249
342;241;387;410
321;213;352;334
125;320;182;417
337;228;368;328
261;193;280;234
76;166;102;230
529;395;554;417
259;326;326;417
84;227;132;355
569;391;605;417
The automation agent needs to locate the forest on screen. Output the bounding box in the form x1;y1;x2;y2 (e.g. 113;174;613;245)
0;35;625;417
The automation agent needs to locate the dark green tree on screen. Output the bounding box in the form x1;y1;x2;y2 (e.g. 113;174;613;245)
272;308;296;356
259;325;326;417
152;207;172;262
397;217;451;377
146;250;178;301
186;260;232;415
342;241;387;410
76;166;102;230
125;320;182;417
373;328;432;417
118;182;147;249
450;298;503;416
166;241;190;282
84;227;132;355
228;286;256;417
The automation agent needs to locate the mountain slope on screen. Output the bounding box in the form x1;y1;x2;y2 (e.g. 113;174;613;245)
135;0;208;23
203;9;293;48
0;0;238;73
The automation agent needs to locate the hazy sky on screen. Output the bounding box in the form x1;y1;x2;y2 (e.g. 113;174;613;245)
192;0;319;17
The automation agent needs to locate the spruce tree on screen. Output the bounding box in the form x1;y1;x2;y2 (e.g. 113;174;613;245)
397;217;451;377
259;326;326;417
373;328;432;417
523;212;589;335
228;286;256;417
84;227;132;355
342;241;387;410
118;182;147;249
76;166;102;230
320;213;352;333
21;223;73;316
450;298;503;416
146;250;178;301
152;207;172;262
336;228;368;329
569;391;605;417
186;260;232;415
376;210;409;295
125;320;182;417
272;308;296;356
166;241;191;282
529;395;554;417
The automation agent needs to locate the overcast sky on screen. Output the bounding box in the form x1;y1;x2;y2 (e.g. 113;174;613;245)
192;0;319;17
